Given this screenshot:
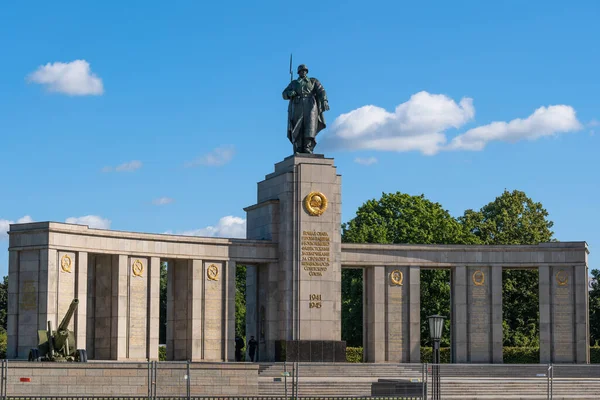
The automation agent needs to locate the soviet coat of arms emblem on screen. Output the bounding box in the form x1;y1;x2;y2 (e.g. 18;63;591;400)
304;191;328;216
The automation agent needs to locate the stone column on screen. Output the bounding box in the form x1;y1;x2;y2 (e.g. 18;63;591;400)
168;259;203;361
452;265;502;363
166;259;176;361
539;265;589;363
491;266;503;363
20;249;56;359
111;254;128;360
365;266;385;362
41;249;58;332
265;262;281;361
148;257;161;361
93;254;113;360
224;260;236;361
188;259;203;361
75;251;88;352
245;264;258;358
255;262;280;361
574;264;590;363
383;265;421;362
202;260;226;361
451;265;467;363
86;254;96;359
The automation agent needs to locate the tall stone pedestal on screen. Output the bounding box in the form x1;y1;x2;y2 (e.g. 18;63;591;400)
364;266;420;363
244;154;344;361
451;266;502;363
539;265;589;363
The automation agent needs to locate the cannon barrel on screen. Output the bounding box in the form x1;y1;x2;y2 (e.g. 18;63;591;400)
58;299;79;331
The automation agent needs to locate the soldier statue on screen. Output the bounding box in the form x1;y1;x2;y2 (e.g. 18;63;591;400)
282;64;329;154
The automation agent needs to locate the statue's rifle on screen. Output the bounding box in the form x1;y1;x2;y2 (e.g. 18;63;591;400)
287;53;295;145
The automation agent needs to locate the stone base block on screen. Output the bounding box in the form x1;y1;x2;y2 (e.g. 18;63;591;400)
371;379;425;397
275;340;346;362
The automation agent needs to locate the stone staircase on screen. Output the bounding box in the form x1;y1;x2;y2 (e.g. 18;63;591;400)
257;363;600;399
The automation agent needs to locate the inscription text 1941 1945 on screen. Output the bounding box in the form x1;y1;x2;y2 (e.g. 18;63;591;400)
301;230;331;276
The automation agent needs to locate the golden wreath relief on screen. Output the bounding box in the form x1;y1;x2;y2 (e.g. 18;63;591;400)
207;264;219;281
390;270;403;286
304;191;328;216
556;269;568;286
132;259;144;277
472;270;485;286
60;254;72;273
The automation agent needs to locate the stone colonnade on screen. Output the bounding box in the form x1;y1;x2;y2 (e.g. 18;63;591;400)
7;222;277;361
344;242;589;364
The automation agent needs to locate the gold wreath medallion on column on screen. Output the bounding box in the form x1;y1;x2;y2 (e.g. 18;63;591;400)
390;270;404;286
207;264;219;281
60;254;72;273
132;259;144;277
304;191;328;216
472;270;485;286
556;269;568;286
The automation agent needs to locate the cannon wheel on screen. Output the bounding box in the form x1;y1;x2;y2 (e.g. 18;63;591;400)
28;348;40;362
76;349;88;362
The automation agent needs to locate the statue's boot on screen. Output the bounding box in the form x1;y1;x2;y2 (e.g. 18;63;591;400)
303;138;315;154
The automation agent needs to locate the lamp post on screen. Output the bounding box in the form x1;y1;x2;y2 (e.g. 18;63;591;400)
427;315;446;400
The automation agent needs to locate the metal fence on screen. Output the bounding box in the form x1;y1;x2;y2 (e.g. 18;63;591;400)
0;360;599;400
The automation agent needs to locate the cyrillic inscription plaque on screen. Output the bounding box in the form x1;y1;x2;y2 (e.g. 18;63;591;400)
301;231;330;277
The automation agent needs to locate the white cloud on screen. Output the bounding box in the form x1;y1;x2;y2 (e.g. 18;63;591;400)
323;91;474;155
153;197;174;206
354;156;378;166
447;105;582;151
65;215;111;229
185;145;235;167
27;59;104;96
322;91;582;155
0;215;34;240
102;160;142;173
165;216;246;239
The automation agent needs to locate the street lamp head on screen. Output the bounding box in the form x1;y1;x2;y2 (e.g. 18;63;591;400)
427;315;447;341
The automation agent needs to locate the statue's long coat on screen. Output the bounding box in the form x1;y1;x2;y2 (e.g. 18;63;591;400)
282;77;327;145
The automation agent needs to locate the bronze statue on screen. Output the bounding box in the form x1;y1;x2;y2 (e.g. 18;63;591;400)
282;64;329;154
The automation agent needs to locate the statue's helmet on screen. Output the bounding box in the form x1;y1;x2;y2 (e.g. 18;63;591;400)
297;64;308;73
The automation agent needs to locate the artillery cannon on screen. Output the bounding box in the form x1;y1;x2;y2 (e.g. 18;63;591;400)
28;298;87;362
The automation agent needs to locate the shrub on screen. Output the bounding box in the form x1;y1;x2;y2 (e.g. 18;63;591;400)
345;345;600;364
502;347;539;363
591;347;600;363
0;329;6;359
158;345;166;361
346;347;363;363
420;347;450;363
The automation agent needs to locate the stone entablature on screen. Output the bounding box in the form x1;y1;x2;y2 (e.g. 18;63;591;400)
8;222;278;263
341;242;588;267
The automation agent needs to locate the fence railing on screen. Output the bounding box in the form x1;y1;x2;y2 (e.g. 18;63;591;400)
0;359;599;400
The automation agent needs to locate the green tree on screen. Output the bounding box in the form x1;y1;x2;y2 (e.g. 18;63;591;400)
0;275;8;358
459;189;554;245
342;192;471;245
0;275;7;331
235;265;246;339
460;189;555;347
342;192;473;348
589;269;600;346
341;269;363;347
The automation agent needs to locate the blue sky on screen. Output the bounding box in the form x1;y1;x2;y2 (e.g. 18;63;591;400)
1;1;599;278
